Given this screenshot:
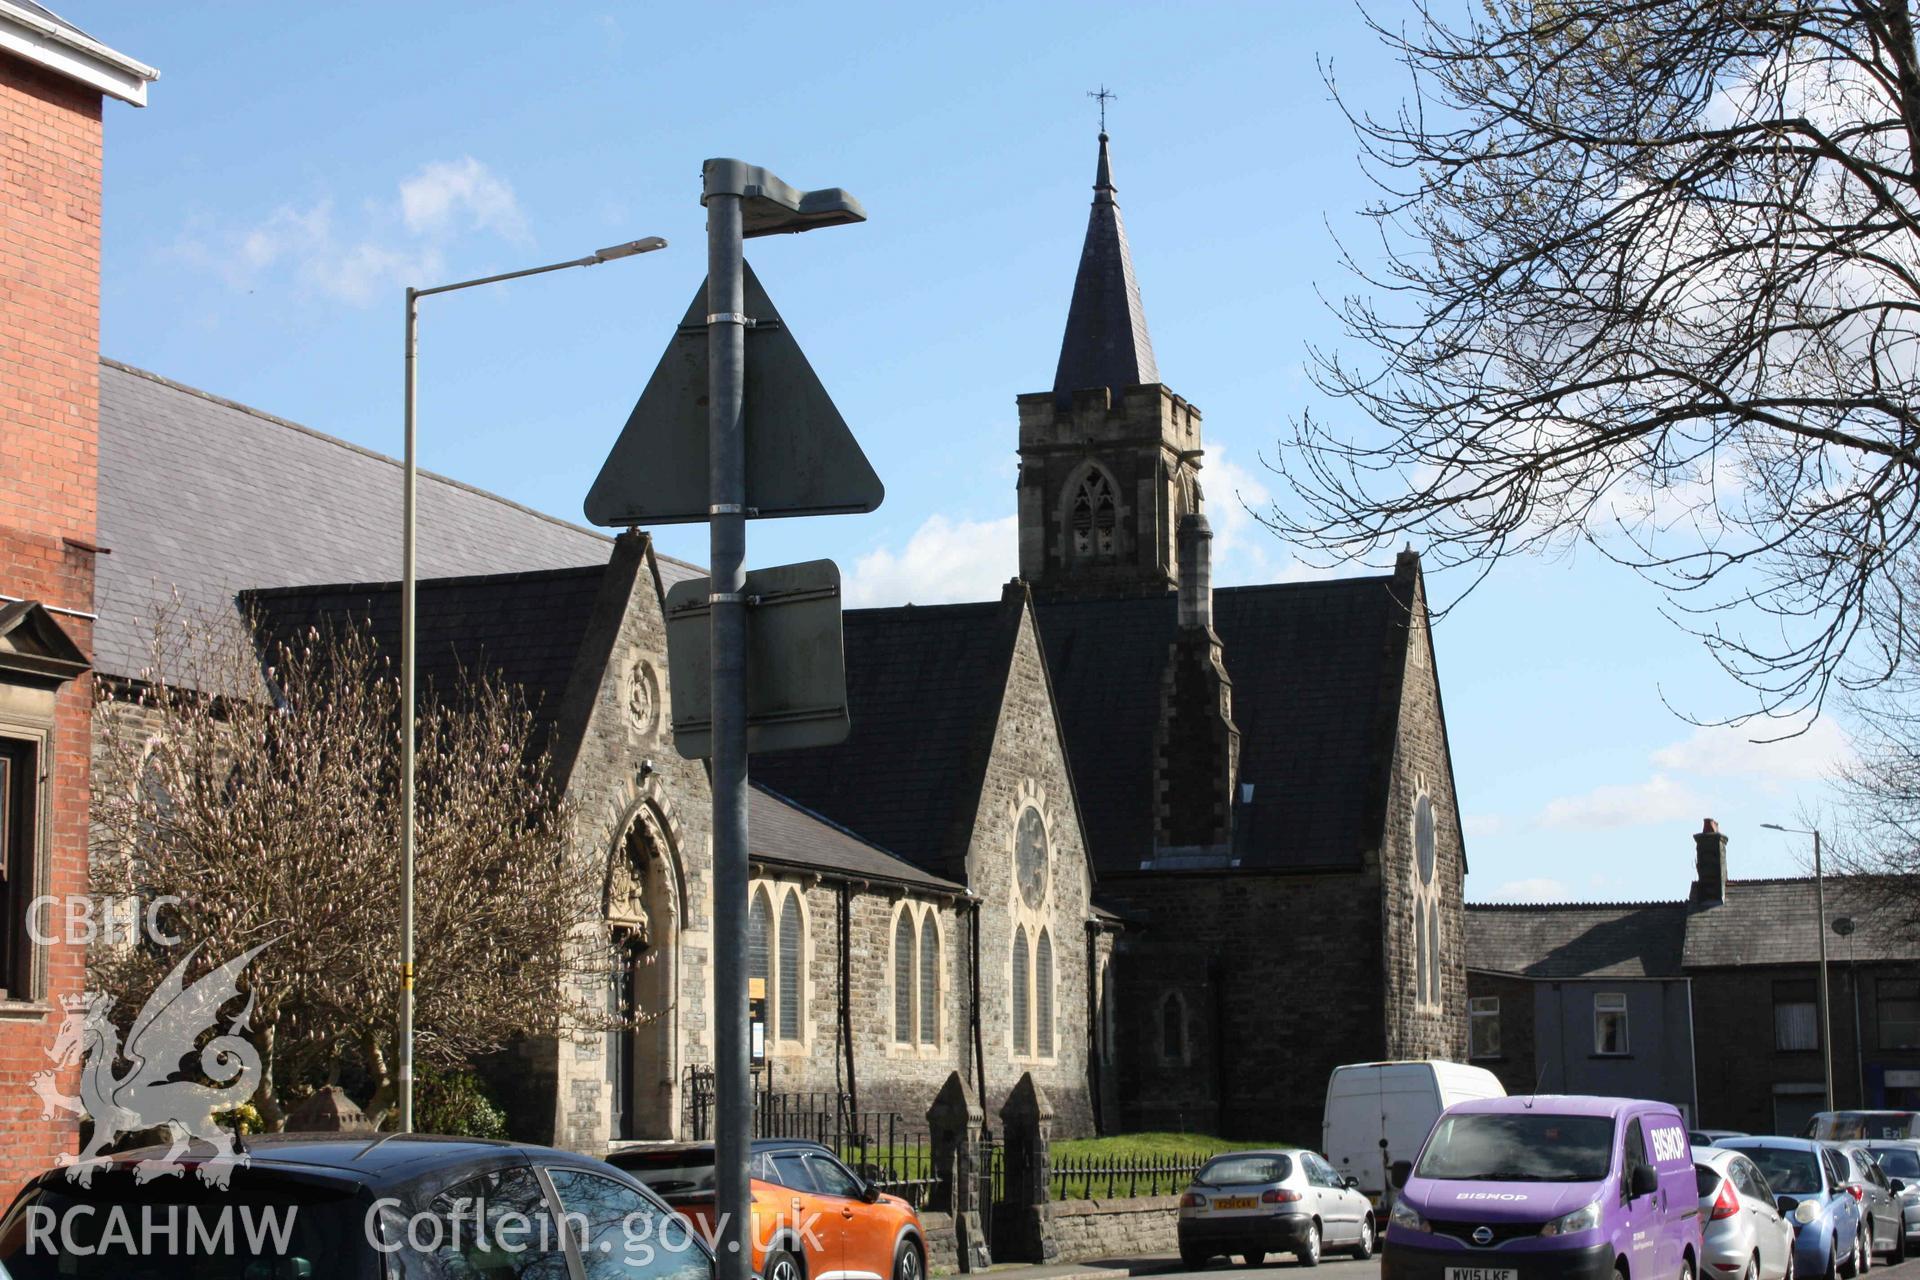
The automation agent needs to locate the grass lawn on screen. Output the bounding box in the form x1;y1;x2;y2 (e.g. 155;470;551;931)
1052;1132;1294;1161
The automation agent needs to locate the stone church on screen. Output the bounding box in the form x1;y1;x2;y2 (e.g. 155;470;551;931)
87;130;1467;1151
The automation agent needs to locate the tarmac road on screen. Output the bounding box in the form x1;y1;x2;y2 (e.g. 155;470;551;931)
1061;1248;1920;1280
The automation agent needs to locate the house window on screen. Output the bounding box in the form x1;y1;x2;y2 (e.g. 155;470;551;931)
0;739;35;995
1036;929;1054;1057
1070;471;1119;560
893;910;915;1044
1161;991;1186;1064
1594;992;1629;1055
777;890;803;1040
1878;979;1920;1050
918;917;939;1046
1470;995;1501;1059
1775;979;1819;1051
1012;926;1030;1055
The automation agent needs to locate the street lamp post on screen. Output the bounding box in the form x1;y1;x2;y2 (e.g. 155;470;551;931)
1834;917;1864;1106
399;236;666;1133
1764;823;1832;1112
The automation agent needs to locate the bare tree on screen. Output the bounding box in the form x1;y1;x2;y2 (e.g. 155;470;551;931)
1829;556;1920;927
1278;0;1920;720
90;608;623;1128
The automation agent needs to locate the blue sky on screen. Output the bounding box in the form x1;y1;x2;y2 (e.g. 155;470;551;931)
77;0;1849;901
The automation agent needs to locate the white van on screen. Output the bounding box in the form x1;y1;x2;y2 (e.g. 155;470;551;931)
1320;1060;1505;1204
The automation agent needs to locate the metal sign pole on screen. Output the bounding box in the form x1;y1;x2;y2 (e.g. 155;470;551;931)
706;189;753;1280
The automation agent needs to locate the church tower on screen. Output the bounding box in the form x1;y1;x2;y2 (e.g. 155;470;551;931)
1017;131;1205;601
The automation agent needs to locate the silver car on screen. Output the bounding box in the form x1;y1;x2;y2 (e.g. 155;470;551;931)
1860;1142;1920;1256
1697;1146;1797;1280
1837;1144;1908;1263
1178;1148;1376;1268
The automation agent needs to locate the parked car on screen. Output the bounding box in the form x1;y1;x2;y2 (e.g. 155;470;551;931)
1697;1146;1797;1280
1718;1137;1867;1280
0;1132;711;1278
1859;1142;1920;1257
1805;1112;1920;1142
610;1139;927;1280
1694;1129;1751;1148
1834;1144;1906;1263
1321;1060;1505;1205
1382;1095;1699;1280
1176;1148;1375;1269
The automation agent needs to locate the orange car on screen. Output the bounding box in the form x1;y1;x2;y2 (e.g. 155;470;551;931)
612;1140;928;1280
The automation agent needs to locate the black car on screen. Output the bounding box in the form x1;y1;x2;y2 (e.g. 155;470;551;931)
0;1132;716;1279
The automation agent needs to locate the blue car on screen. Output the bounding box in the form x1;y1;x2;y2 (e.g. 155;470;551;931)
1719;1138;1869;1280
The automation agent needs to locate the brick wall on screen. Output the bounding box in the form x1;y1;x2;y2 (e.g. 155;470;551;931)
0;52;104;1194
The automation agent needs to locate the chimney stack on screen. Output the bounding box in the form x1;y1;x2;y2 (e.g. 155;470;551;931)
1178;513;1212;630
1692;818;1728;904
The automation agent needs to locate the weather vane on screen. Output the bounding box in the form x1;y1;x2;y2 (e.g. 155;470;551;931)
1088;85;1117;133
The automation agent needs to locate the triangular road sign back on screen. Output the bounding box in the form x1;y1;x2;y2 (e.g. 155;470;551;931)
584;262;884;526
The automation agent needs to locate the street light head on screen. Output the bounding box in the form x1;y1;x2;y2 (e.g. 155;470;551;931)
593;237;669;263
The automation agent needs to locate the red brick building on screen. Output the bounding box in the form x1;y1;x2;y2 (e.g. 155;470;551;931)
0;0;152;1193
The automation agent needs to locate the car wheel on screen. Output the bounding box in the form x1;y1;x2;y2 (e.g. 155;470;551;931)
1181;1245;1212;1270
1241;1252;1266;1268
1681;1256;1696;1280
1746;1254;1760;1280
1784;1244;1795;1280
1350;1215;1375;1261
1296;1221;1321;1268
892;1240;923;1280
1890;1223;1906;1265
1859;1230;1871;1275
764;1249;803;1280
1828;1234;1843;1280
1842;1232;1859;1279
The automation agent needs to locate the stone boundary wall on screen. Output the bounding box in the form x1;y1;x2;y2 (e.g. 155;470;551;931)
920;1211;958;1274
1048;1195;1181;1263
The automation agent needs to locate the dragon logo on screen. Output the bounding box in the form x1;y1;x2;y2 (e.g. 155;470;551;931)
31;942;270;1189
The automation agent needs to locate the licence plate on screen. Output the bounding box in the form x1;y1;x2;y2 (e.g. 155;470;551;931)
1212;1196;1258;1210
1446;1269;1517;1280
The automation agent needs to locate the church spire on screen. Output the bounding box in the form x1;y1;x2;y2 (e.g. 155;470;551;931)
1052;130;1158;408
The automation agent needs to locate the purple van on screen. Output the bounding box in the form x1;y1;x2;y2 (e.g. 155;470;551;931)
1383;1096;1701;1280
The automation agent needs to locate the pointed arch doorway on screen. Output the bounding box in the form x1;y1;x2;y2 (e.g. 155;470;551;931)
607;804;680;1140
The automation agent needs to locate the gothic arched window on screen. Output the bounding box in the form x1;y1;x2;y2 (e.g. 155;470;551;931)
749;887;772;1025
893;909;915;1044
1427;901;1442;1008
1414;902;1428;1007
778;890;803;1040
1036;929;1055;1057
1070;470;1119;560
1012;925;1031;1055
1161;991;1186;1064
918;917;940;1046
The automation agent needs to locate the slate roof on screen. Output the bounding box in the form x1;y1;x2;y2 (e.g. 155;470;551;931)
240;566;607;760
1683;878;1920;968
750;597;1021;880
240;567;950;891
1468;877;1920;979
95;360;701;684
1052;133;1158;408
750;787;965;893
1036;575;1409;875
1466;901;1691;979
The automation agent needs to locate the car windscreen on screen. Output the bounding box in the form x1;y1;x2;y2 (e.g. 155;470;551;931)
1737;1147;1823;1196
1196;1154;1292;1186
615;1151;717;1196
0;1174;367;1278
1871;1148;1920;1179
1810;1113;1919;1141
1414;1113;1615;1183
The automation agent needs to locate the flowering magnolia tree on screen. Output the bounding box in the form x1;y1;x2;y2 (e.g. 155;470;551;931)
1278;0;1920;720
90;609;622;1129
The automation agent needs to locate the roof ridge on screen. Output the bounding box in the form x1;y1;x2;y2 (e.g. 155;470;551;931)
238;563;609;601
845;599;1006;620
99;359;701;581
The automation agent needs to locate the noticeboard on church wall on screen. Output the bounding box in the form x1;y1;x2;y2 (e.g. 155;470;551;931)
663;559;850;759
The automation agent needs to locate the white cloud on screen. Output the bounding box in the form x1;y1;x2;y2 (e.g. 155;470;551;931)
1650;719;1852;785
181;158;528;308
844;514;1017;608
399;157;529;242
1462;813;1512;840
1487;877;1572;902
1538;774;1704;830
